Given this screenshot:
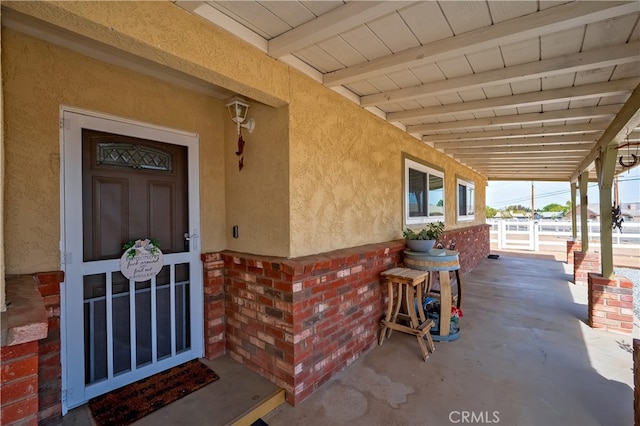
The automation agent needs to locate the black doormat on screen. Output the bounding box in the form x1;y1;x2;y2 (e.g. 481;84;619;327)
89;359;219;426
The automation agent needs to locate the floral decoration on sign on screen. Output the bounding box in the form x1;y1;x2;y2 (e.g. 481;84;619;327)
122;238;161;260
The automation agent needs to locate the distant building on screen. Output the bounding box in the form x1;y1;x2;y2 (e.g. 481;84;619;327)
619;202;640;223
535;212;564;220
565;203;640;223
565;206;599;221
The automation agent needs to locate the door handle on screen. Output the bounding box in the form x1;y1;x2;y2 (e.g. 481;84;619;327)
183;231;200;250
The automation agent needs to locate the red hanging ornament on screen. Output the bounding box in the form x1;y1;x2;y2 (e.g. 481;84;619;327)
236;130;245;170
236;133;245;156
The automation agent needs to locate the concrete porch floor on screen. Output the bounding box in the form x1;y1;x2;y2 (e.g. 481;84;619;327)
64;253;636;425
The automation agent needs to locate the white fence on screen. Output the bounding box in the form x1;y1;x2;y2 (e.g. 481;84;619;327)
488;219;640;252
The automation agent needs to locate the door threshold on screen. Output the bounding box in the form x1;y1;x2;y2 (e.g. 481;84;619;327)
229;388;286;426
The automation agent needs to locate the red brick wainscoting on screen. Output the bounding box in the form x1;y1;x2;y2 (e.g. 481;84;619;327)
438;224;490;274
588;273;634;334
202;253;227;360
221;241;404;405
573;251;600;286
1;274;50;426
1;341;39;425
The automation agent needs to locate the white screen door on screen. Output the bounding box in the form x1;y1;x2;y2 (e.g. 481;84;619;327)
60;108;203;411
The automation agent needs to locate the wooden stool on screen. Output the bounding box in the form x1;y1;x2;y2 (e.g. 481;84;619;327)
379;267;435;361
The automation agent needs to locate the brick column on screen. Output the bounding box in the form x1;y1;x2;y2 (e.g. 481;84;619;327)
202;253;226;359
0;342;39;425
588;273;634;334
573;251;599;286
1;275;48;426
35;271;64;425
566;240;581;265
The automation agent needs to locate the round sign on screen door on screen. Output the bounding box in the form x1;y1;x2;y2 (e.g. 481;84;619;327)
120;238;163;282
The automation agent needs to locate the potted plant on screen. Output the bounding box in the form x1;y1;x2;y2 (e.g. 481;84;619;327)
403;221;445;252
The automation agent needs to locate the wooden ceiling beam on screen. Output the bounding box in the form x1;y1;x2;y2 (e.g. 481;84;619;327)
268;2;408;57
443;143;593;154
476;168;576;174
389;78;638;121
435;134;597;149
324;1;638;87
461;158;580;165
486;173;571;179
479;164;572;169
407;105;621;133
469;165;579;172
463;163;582;169
486;169;572;173
422;122;606;142
453;153;584;160
363;42;639;107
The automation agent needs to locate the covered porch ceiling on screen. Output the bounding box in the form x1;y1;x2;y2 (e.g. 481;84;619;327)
176;0;640;182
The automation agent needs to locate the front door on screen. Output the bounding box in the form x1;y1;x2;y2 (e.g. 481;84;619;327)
61;108;203;411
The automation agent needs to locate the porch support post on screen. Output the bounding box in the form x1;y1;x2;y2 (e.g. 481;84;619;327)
595;146;617;278
570;181;577;240
579;172;589;253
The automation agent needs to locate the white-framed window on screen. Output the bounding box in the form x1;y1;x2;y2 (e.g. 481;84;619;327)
405;158;445;225
457;178;475;221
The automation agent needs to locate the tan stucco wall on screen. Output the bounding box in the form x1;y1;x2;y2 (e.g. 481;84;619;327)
2;28;228;273
287;71;486;257
224;102;290;257
3;1;290;109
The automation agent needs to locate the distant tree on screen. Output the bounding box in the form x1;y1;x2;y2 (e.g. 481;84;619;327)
486;206;497;218
542;203;564;212
437;200;444;207
506;204;530;212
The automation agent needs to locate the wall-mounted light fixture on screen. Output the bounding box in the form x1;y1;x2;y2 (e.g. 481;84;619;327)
226;96;256;135
226;96;255;171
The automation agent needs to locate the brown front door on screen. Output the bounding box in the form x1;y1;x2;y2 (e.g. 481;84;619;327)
82;129;189;261
81;129;193;385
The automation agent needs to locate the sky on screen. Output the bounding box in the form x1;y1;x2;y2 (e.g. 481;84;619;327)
486;166;640;210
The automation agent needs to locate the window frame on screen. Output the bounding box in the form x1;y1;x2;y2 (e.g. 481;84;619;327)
404;158;445;226
457;177;475;222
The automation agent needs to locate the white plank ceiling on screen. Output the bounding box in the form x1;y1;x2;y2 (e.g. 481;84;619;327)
176;0;640;182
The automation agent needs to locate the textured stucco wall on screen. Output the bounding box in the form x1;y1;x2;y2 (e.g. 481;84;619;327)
2;28;227;273
224;102;290;257
288;71;486;257
3;1;289;109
